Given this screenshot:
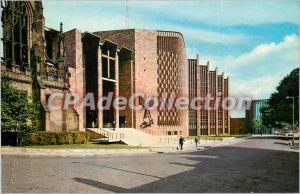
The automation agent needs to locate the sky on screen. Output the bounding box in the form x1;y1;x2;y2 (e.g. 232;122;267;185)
4;0;300;117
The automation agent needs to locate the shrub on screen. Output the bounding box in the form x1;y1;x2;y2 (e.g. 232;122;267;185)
19;133;33;146
41;132;51;145
65;133;73;144
50;137;57;145
36;133;44;145
56;132;66;145
82;132;89;143
72;132;89;144
19;131;89;146
31;133;39;144
49;133;57;145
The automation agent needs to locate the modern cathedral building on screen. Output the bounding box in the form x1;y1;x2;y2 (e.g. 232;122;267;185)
81;29;189;136
1;1;229;137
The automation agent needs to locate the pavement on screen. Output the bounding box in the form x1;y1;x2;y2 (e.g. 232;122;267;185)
1;137;245;157
2;136;299;193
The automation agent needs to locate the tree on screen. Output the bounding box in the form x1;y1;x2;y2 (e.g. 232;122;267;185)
252;118;262;130
274;121;289;129
261;68;299;128
260;104;272;128
1;75;36;133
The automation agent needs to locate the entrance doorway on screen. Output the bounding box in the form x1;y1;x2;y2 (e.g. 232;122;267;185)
102;80;115;128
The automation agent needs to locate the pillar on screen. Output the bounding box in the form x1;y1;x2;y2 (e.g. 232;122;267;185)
227;77;230;134
207;62;210;135
196;57;201;136
222;73;225;134
115;49;120;128
215;68;218;135
130;58;134;128
97;43;103;128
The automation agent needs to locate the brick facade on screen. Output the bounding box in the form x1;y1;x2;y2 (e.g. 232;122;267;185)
94;29;189;136
230;118;245;134
188;58;230;135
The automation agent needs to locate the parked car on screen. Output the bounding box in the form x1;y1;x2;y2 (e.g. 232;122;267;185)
282;128;293;136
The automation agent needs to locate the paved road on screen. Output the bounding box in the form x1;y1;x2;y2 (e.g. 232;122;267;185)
2;137;299;193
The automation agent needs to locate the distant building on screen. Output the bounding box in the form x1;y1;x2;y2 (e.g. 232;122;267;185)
188;56;230;136
230;118;246;134
245;99;273;134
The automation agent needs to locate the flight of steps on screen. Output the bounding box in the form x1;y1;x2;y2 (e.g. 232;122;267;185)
86;128;124;143
115;128;179;147
86;127;180;147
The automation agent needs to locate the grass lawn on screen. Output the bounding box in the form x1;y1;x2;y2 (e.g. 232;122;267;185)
4;142;145;149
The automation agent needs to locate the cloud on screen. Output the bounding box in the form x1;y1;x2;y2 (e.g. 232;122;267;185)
43;1;251;45
200;34;299;91
176;27;249;44
198;34;299;117
229;76;280;117
43;1;127;32
43;1;298;46
123;13;250;44
162;34;299;108
131;0;299;25
227;34;299;67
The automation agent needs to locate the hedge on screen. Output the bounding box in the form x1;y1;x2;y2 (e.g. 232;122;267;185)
20;131;89;146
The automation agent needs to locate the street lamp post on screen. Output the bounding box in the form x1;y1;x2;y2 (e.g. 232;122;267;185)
286;96;295;146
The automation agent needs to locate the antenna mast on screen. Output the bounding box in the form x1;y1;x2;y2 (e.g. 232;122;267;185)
125;0;129;28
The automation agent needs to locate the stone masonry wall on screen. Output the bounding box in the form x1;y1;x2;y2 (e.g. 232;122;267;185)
64;28;85;131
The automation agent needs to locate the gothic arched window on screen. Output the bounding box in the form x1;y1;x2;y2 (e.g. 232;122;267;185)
1;1;31;69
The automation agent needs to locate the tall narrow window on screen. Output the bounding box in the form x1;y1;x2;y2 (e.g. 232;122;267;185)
2;2;30;69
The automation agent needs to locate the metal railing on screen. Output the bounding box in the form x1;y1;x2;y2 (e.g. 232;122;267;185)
88;128;125;141
159;136;179;144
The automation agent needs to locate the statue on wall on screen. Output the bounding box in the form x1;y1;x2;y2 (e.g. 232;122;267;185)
139;96;154;129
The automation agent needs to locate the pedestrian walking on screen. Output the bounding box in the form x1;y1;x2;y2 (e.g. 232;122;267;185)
179;136;185;150
194;136;199;147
